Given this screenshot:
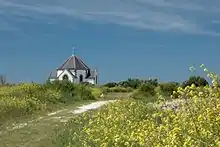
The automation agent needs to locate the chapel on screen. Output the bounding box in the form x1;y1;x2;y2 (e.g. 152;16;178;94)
48;51;98;85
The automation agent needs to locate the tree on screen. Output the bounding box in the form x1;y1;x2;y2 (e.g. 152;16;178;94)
182;76;208;88
0;75;6;85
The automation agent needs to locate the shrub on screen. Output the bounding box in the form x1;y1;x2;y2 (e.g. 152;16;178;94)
44;80;95;101
144;78;159;87
102;82;118;88
130;82;157;102
74;84;95;100
118;78;142;89
159;82;179;96
139;83;156;94
118;78;158;89
131;90;156;103
103;78;159;90
182;76;209;88
91;87;103;99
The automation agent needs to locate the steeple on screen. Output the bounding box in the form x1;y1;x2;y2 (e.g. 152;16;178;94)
72;46;76;56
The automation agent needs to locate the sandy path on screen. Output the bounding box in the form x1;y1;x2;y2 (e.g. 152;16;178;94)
0;100;115;147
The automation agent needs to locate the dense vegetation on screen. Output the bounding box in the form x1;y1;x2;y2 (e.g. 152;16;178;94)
55;65;220;146
0;81;99;123
182;76;209;88
101;75;210;101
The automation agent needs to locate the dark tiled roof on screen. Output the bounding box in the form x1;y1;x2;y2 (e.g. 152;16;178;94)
57;55;90;70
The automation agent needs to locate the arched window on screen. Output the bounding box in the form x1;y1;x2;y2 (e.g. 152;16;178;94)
79;74;83;83
62;74;69;81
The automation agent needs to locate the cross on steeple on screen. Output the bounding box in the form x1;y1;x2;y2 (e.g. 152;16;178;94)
72;46;76;56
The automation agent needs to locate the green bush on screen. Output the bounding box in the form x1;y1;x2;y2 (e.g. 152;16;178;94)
74;84;95;100
182;76;208;88
118;78;158;89
118;78;142;89
44;80;95;101
159;82;179;96
139;83;156;95
130;83;157;102
103;78;159;89
91;87;103;99
102;82;118;88
143;79;159;87
130;90;156;103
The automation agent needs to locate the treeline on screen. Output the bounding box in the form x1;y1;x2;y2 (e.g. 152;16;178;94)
102;76;209;100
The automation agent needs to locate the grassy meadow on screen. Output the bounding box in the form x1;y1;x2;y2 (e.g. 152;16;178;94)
1;65;220;146
0;81;102;126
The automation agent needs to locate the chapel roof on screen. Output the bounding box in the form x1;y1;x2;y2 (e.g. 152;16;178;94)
57;55;90;70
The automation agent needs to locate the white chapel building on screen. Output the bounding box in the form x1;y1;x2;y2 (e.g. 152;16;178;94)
48;53;98;85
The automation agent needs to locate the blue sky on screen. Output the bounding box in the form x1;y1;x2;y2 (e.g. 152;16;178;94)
0;0;220;84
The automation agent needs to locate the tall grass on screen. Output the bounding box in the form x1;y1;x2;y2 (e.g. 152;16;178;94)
0;81;96;123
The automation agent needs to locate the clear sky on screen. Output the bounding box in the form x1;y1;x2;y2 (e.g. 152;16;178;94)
1;0;220;84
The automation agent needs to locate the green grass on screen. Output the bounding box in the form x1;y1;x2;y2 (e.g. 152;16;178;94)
0;100;94;147
0;92;131;147
102;92;132;100
0;82;97;125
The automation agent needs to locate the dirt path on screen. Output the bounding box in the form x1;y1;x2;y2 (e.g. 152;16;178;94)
0;100;115;147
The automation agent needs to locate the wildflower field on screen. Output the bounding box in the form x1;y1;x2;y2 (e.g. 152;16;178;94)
55;66;220;146
0;81;98;124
